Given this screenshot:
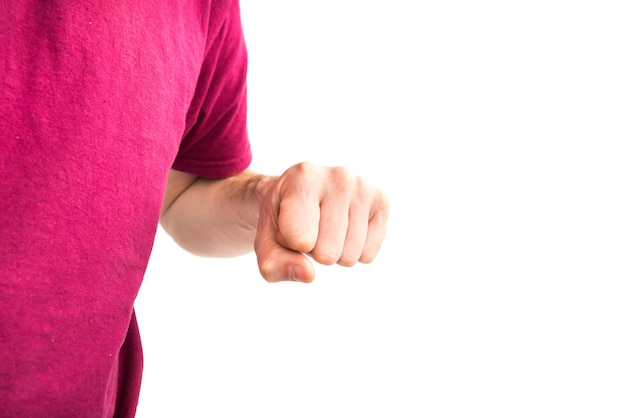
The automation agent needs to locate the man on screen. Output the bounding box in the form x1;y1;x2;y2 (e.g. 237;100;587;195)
0;0;389;416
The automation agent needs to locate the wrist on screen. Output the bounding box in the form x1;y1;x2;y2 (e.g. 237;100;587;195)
250;174;276;203
239;172;277;227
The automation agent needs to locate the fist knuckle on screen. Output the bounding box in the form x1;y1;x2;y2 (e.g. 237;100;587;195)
292;161;315;177
331;166;353;187
312;248;341;266
258;260;278;283
359;245;381;264
338;254;359;267
281;233;314;253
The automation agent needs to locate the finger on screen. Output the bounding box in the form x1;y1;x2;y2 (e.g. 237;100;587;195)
309;194;350;265
254;199;316;283
337;200;370;267
268;164;324;254
275;190;320;254
360;196;389;263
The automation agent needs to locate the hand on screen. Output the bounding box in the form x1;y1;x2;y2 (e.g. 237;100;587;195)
254;162;389;282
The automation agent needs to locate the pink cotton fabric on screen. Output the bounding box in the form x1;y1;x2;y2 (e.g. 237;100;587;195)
0;1;252;416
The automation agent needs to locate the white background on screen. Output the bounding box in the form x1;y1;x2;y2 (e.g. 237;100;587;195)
135;1;626;417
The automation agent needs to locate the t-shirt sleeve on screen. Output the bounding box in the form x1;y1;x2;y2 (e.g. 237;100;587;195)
172;0;252;178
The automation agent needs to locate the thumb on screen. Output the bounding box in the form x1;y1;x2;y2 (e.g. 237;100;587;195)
254;200;315;283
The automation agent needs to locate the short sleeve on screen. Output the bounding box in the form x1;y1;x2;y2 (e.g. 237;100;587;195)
173;0;252;178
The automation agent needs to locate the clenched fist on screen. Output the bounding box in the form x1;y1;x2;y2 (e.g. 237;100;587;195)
254;162;389;283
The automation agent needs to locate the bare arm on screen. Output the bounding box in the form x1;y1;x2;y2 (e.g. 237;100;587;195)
160;162;389;283
159;168;273;258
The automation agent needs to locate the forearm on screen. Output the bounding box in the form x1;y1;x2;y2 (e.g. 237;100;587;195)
159;169;275;258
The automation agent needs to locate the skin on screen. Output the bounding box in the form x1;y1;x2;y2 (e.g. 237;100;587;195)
159;161;389;283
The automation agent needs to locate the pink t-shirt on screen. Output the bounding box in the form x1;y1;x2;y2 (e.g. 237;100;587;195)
0;1;252;416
